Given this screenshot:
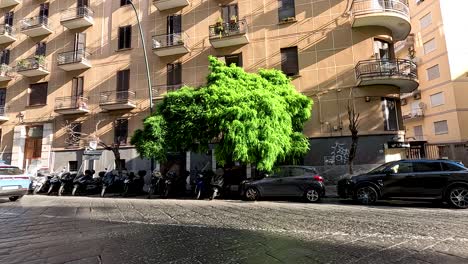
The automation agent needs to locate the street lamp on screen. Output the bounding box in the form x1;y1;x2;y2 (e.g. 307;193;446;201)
128;0;153;114
128;0;155;172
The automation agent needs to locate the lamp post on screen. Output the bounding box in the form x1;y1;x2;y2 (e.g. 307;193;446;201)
128;0;155;172
128;0;153;114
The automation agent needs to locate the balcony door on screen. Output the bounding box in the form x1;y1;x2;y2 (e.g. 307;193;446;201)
117;70;130;101
72;77;84;108
222;4;239;33
0;88;6;110
39;3;49;24
73;32;86;61
0;50;10;65
77;0;89;16
374;39;393;60
167;15;181;46
4;12;13;26
167;63;182;92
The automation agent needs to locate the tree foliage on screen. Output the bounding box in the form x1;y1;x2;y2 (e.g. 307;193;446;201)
131;56;313;171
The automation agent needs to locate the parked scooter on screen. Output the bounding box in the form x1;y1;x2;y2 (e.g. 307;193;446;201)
146;170;163;199
58;172;77;196
194;170;212;200
47;172;63;195
72;170;101;196
210;168;225;200
101;170;125;197
161;170;177;198
32;170;52;195
123;171;145;197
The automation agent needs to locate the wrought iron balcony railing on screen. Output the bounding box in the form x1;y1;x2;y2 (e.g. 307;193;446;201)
209;19;247;39
55;96;89;111
20;16;49;31
61;6;94;21
57;49;90;65
355;59;417;81
152;32;189;49
99;90;136;105
0;24;15;37
152;84;184;97
403;108;424;121
16;56;47;72
352;0;409;18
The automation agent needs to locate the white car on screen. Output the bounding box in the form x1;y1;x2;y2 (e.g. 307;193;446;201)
0;165;31;201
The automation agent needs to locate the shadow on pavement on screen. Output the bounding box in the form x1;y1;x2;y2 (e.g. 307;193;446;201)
0;204;466;264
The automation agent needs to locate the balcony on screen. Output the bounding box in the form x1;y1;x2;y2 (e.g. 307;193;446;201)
0;64;13;81
0;24;16;44
20;16;53;38
0;0;20;9
209;19;249;48
152;32;190;57
403;108;424;122
57;50;91;71
355;59;419;93
54;96;90;115
16;57;49;77
152;84;184;99
99;91;136;111
0;106;7;122
351;0;411;41
60;7;94;30
153;0;189;11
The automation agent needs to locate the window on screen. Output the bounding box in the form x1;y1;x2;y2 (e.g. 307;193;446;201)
39;3;49;18
413;162;442;172
434;120;448;135
4;11;13;26
278;0;295;22
114;119;128;145
120;0;131;6
382;98;399;131
118;26;132;50
420;12;432;29
29;82;48;106
442;162;466;172
426;64;440;80
117;69;130;91
423;38;436;54
281;46;299;76
390;162;413;174
219;53;243;67
414;125;424;141
68;161;78;172
167;63;182;86
221;4;239;23
35;42;47;56
0;49;10;64
374;39;393;60
67;123;81;147
430;92;444;107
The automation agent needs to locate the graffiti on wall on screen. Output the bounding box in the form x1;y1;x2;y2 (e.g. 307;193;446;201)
324;142;350;166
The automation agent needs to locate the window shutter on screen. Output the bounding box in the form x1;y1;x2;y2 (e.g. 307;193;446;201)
125;26;132;49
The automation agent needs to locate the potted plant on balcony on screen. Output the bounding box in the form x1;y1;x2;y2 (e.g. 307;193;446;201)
16;59;30;71
214;17;224;38
34;55;46;68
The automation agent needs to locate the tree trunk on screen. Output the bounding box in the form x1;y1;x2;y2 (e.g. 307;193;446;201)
113;148;122;177
348;135;358;175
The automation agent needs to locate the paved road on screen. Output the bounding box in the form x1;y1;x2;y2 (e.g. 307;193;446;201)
0;196;468;264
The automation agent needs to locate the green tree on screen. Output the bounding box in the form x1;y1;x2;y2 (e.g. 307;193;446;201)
131;56;313;171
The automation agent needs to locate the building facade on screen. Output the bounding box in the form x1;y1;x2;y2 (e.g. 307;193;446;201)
400;0;468;164
0;0;416;181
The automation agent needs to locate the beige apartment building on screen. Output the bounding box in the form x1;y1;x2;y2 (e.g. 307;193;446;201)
0;0;416;179
400;0;468;164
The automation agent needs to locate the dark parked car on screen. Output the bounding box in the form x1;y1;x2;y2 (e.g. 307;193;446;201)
338;159;468;209
241;166;325;202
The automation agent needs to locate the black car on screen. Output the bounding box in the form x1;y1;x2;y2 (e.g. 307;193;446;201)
241;166;325;202
338;159;468;209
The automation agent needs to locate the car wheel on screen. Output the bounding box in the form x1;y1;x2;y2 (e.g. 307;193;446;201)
446;186;468;209
304;188;321;203
355;186;378;205
9;196;20;202
244;187;259;201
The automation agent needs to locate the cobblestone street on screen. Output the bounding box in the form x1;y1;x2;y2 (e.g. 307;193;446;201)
1;196;468;264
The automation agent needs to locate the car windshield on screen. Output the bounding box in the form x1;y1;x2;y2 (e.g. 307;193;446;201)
0;167;24;175
368;163;393;174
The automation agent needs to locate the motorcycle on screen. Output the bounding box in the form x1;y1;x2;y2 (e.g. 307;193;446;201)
32;171;52;195
146;170;163;199
194;170;211;200
47;172;63;195
101;170;124;197
58;172;77;196
123;171;145;197
72;170;101;196
210;169;225;200
161;171;177;198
